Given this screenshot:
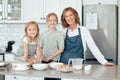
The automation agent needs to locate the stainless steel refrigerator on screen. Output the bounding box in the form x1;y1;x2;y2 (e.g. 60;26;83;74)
82;5;118;64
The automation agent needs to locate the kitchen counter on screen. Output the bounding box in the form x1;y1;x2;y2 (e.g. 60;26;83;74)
0;64;119;80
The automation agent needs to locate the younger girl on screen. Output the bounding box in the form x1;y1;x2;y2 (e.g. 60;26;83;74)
14;21;40;64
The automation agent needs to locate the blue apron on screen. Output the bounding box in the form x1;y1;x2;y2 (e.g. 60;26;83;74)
60;28;84;64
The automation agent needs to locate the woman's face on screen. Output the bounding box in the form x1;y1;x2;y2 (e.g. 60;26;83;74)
47;15;58;29
65;11;76;25
27;25;38;38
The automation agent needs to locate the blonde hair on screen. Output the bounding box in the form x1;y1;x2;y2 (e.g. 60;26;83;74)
23;21;40;43
46;13;58;23
61;7;80;28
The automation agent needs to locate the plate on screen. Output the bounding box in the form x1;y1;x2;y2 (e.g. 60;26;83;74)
61;68;73;73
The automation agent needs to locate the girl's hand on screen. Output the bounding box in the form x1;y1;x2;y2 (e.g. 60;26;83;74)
104;62;114;66
21;57;28;62
33;59;40;63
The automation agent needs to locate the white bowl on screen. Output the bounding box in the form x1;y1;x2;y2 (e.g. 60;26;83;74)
12;62;30;71
49;62;64;69
33;63;48;70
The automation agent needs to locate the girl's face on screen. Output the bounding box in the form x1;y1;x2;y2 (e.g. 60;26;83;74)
27;25;38;38
47;15;58;28
65;11;76;25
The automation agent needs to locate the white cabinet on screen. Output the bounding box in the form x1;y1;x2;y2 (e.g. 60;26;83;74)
61;0;82;24
83;0;117;5
5;75;29;80
23;0;61;23
23;0;82;23
23;0;43;23
5;53;14;61
0;0;23;23
29;77;44;80
43;0;61;23
0;54;4;61
5;75;44;80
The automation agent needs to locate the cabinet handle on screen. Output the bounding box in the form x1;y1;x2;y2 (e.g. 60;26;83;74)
14;76;16;79
40;18;43;20
4;18;7;20
43;18;45;19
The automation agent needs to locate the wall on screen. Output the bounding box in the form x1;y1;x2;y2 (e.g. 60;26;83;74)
0;23;62;51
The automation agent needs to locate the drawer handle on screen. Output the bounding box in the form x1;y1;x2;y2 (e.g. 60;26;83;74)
14;76;16;79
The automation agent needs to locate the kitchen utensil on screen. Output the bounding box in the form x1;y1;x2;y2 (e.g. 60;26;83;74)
68;58;83;69
6;40;15;52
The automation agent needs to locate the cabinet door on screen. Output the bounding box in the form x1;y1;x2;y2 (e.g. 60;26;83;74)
29;77;44;80
61;0;82;24
5;0;23;23
0;0;23;23
0;0;5;23
100;0;117;4
5;54;14;61
83;0;117;5
23;0;43;23
0;54;4;61
5;75;29;80
44;0;62;23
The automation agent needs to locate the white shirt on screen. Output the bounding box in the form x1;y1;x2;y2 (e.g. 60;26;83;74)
62;25;108;65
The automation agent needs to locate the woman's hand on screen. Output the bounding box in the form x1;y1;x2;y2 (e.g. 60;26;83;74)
104;62;114;66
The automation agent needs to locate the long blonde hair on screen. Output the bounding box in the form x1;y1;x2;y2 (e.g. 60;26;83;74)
23;21;40;43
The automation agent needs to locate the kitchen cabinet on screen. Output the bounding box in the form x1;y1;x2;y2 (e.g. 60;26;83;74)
5;75;29;80
5;75;44;80
29;77;43;80
43;0;82;23
5;53;14;61
23;0;82;23
23;0;43;23
23;0;61;23
0;55;3;61
0;0;23;23
83;0;117;5
61;0;82;23
0;53;4;61
43;0;61;23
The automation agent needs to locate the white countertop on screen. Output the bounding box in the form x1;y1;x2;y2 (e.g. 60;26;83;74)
0;64;119;79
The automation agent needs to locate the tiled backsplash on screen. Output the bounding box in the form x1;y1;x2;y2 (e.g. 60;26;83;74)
0;23;62;50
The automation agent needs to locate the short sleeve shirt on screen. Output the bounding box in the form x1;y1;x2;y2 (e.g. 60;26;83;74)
40;30;65;60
